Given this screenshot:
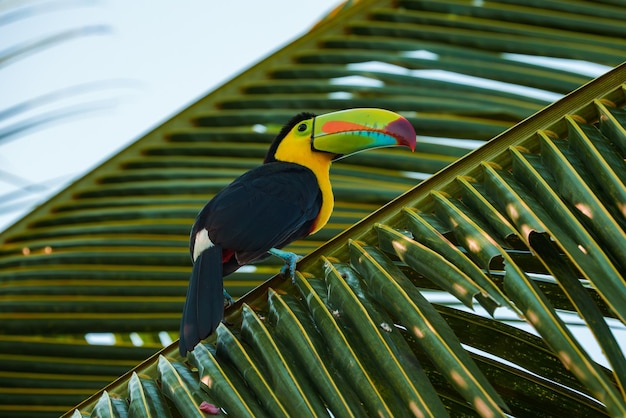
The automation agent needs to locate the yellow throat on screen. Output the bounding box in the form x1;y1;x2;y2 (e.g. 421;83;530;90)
274;135;334;235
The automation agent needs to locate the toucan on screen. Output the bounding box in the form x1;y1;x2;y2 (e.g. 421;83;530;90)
179;108;416;355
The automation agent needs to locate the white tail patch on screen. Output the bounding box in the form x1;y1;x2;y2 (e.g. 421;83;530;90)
193;228;214;262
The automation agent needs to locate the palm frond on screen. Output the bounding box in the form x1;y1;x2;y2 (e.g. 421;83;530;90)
0;0;625;416
65;62;626;417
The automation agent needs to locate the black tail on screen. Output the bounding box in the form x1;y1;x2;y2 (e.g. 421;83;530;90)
179;245;224;355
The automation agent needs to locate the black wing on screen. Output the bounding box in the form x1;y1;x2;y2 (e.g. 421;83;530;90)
191;162;322;264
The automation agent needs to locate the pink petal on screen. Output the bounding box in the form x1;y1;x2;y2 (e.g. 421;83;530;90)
199;401;220;415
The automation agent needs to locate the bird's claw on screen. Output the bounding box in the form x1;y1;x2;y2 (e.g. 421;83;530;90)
223;289;235;307
269;248;302;284
279;256;302;283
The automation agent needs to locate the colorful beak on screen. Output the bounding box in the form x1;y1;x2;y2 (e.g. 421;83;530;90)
311;108;416;159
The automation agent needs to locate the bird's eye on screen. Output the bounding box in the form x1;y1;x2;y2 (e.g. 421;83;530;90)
297;123;307;132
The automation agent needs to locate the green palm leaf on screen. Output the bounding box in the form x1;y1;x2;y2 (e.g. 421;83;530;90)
63;64;626;416
1;0;625;416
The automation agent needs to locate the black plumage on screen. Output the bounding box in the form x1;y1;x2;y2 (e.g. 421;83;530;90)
179;115;323;355
191;162;322;266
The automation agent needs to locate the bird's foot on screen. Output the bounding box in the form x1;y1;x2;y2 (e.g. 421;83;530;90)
223;289;235;307
268;248;302;283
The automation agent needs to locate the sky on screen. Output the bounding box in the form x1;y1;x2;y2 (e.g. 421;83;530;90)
0;0;340;231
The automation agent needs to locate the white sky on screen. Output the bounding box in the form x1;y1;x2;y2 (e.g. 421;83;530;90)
0;0;339;230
